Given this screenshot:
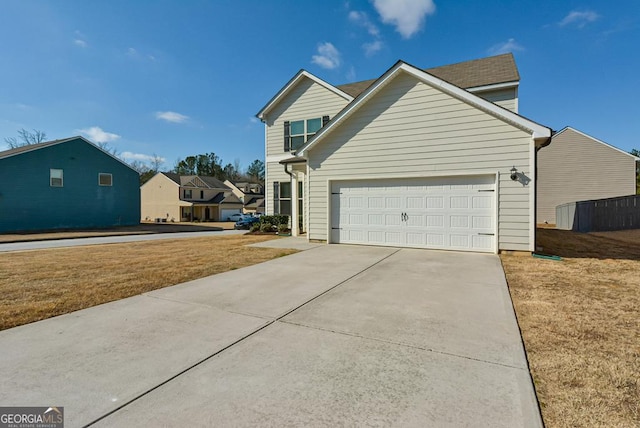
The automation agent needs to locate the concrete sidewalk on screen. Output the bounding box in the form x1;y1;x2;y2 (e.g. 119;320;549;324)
0;245;541;427
0;229;246;252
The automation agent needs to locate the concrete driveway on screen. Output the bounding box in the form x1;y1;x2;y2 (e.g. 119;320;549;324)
0;244;541;427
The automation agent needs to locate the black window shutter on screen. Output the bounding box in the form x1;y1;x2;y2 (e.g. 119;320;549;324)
322;115;330;127
283;121;291;152
273;182;280;214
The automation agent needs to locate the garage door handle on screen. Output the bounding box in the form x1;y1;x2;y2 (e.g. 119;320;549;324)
401;213;408;221
478;233;495;236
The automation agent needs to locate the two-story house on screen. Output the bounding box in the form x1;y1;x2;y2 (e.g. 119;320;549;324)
0;136;140;233
141;173;244;222
224;180;265;215
257;53;552;253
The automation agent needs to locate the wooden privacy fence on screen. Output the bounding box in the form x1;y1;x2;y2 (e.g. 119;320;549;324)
556;194;640;232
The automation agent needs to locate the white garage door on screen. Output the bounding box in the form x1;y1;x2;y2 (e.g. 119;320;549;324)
330;176;496;252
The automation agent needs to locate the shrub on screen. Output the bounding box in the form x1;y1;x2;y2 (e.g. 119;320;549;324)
277;224;289;233
260;222;274;233
260;215;289;226
250;222;261;232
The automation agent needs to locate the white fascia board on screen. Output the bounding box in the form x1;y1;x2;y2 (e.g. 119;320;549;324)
467;81;520;93
298;62;550;156
256;70;353;121
555;126;640;160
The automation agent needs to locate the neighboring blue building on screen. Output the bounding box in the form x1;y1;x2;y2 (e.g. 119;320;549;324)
0;136;140;233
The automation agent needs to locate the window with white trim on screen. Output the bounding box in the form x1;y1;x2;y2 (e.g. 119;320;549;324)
273;181;303;218
98;173;112;186
284;116;329;152
50;169;63;187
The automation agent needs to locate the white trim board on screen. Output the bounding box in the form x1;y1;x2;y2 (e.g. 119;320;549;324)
256;70;353;121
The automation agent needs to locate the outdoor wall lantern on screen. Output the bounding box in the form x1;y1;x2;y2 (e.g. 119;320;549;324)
510;166;518;181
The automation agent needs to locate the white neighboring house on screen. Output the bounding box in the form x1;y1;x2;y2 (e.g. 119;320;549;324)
537;127;638;225
257;54;551;253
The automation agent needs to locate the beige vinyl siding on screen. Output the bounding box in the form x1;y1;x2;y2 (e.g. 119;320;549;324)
307;71;534;251
264;78;350;158
140;173;184;222
264;77;350;215
473;87;518;113
537;128;637;224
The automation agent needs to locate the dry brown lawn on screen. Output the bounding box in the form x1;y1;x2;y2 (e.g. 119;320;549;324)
0;234;295;331
502;229;640;427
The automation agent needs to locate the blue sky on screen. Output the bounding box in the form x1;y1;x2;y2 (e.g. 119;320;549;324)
1;1;638;171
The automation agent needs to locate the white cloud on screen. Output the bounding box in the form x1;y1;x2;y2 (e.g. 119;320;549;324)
363;40;383;56
249;117;259;124
372;0;436;39
488;38;525;55
311;42;341;69
559;10;599;28
346;66;356;81
73;31;88;48
78;126;121;143
155;111;189;124
349;10;380;36
121;152;166;163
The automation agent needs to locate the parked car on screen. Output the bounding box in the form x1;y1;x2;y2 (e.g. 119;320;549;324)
234;216;260;230
227;213;248;222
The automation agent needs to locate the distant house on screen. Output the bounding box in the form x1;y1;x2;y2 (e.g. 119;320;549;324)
141;173;244;222
537;127;638;225
224;180;265;215
0;136;140;233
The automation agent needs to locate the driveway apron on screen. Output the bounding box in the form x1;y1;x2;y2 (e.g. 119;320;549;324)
0;244;541;427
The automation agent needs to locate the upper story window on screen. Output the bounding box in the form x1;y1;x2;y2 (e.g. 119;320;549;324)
98;173;113;186
284;116;329;152
184;189;192;199
50;169;63;187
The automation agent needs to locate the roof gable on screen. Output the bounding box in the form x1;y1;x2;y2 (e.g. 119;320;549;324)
256;70;353;120
297;61;550;156
553;127;639;160
0;136;137;171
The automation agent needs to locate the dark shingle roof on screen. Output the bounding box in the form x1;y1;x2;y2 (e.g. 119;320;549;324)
337;53;519;98
0;136;81;160
209;191;242;204
161;172;181;185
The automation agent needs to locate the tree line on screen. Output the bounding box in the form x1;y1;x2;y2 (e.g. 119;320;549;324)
4;128;265;185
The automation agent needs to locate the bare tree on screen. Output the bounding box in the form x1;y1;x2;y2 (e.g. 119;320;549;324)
4;128;47;148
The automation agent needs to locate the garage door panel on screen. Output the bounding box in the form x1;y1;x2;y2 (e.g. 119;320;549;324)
473;235;493;250
472;195;493;209
472;216;493;229
426;215;444;228
406;233;426;246
450;215;470;229
368;197;384;208
426;197;444;209
449;196;469;209
450;234;470;248
331;176;495;253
